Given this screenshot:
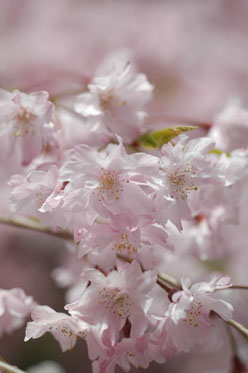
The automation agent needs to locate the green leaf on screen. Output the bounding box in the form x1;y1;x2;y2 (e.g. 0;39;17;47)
136;126;198;149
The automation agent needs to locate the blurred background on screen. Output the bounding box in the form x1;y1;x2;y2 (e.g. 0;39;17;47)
0;0;248;372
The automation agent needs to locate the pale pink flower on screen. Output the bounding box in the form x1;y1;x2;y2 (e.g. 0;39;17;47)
0;89;54;165
66;261;168;341
9;164;75;229
165;276;233;353
92;333;153;373
60;138;158;219
209;101;248;152
155;135;223;229
0;288;34;337
75;50;153;142
25;305;88;352
78;210;169;271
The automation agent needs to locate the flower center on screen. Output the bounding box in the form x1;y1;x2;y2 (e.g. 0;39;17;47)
182;300;202;327
98;287;133;319
97;169;128;201
14;108;36;137
99;90;126;113
35;186;49;209
169;164;198;200
54;324;87;351
112;233;138;257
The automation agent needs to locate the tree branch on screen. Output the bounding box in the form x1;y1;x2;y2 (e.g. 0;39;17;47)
0;215;73;241
0;360;26;373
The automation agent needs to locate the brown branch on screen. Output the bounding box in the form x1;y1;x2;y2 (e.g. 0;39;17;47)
0;361;26;373
0;215;73;241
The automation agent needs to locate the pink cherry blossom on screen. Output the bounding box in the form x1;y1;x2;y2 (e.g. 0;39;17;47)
9;165;71;227
25;305;88;352
0;89;54;165
60;137;158;220
209;101;248;152
75;50;153;142
155;135;224;229
0;288;35;337
78;210;169;271
164;276;233;353
66;261;168;341
92;333;152;373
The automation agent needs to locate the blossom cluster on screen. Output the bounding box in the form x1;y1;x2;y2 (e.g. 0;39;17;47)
1;51;248;372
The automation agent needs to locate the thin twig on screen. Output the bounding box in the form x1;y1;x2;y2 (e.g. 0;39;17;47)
156;278;171;293
215;285;248;291
157;272;181;289
0;360;26;373
227;319;248;341
0;215;73;241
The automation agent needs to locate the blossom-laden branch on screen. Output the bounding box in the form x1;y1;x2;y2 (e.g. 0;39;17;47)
2;215;248;347
1;216;248;292
0;360;26;373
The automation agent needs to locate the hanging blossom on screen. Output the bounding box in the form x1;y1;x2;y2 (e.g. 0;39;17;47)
75;50;153;142
9;164;73;229
60;137;159;221
162;275;233;353
65;261;168;341
0;89;55;165
0;288;35;337
91;332;161;373
25;305;88;352
155;135;224;229
77;209;169;271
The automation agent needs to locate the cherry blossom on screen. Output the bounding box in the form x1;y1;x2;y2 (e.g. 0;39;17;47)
164;276;233;353
25;305;88;352
155;135;224;229
0;89;54;165
66;261;168;341
9;165;72;228
60;137;158;220
0;288;35;337
209;101;248;152
75;50;153;142
78;210;169;271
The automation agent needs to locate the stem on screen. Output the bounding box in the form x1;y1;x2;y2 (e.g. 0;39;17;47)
0;361;26;373
157;272;181;290
227;319;248;341
215;285;248;291
0;215;73;241
156;278;171;293
230;285;248;290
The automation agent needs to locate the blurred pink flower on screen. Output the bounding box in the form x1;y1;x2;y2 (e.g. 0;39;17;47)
0;287;34;337
75;51;153;142
0;89;54;165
